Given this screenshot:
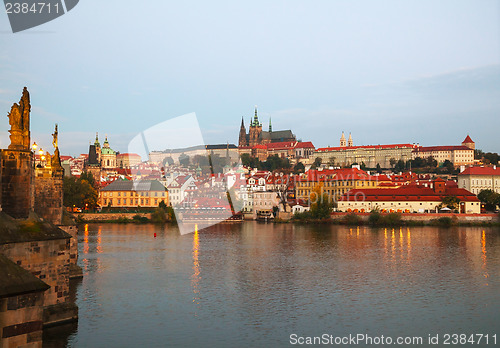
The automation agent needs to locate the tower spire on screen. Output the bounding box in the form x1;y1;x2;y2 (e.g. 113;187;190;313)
253;105;259;126
269;116;272;132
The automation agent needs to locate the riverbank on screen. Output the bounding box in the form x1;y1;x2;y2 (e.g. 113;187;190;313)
72;212;500;228
289;212;500;227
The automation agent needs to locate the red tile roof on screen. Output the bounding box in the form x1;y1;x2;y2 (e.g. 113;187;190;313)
413;145;472;152
295;141;315;149
462;135;474;144
316;144;415;152
459;166;500;176
342;182;479;202
266;141;296;150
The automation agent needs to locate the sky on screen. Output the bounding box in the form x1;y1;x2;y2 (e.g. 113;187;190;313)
0;0;499;156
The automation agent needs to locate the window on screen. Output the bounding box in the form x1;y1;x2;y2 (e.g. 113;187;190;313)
130;199;133;205
141;199;144;205
117;199;121;205
146;199;149;205
118;192;121;197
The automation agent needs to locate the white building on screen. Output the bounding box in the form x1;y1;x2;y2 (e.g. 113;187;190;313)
458;166;500;195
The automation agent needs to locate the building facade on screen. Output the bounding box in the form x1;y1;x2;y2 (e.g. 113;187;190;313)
412;136;475;167
458;166;500;195
338;179;481;214
315;140;416;168
99;180;168;208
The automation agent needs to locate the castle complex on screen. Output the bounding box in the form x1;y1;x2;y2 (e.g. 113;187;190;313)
238;107;296;147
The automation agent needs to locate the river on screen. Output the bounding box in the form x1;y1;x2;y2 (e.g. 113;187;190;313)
43;222;500;347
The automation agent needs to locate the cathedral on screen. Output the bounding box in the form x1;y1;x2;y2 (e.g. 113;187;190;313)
238;107;296;147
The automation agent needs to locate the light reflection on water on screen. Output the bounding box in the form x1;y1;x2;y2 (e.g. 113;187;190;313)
46;223;500;347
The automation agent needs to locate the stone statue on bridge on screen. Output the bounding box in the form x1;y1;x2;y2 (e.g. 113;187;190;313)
7;87;31;150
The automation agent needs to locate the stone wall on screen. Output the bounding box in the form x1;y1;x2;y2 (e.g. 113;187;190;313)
58;225;82;279
1;149;33;219
0;292;45;348
331;212;498;223
75;212;152;221
34;166;64;225
0;239;70;307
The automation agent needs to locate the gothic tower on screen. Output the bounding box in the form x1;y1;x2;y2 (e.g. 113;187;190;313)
248;106;262;147
348;133;353;147
238;117;248;147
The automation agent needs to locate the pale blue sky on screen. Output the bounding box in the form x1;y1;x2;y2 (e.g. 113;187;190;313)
0;0;499;156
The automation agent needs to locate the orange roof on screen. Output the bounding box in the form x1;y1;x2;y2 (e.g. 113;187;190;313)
266;141;296;150
459;166;500;176
413;145;471;152
462;135;474;143
342;182;479;202
295;141;315;149
316;143;415;152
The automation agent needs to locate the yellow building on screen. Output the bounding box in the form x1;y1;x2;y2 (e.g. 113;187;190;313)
295;168;391;203
99;180;168;208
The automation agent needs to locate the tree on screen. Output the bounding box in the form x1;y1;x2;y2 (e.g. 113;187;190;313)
293;162;305;174
311;157;322;169
327;157;336;166
179;154;190;167
80;171;96;188
376;163;382;174
389;158;396;168
442;160;454;174
63;176;98;209
426;156;438;168
478;189;500;212
309;184;335;219
394;159;405;173
439;195;460;211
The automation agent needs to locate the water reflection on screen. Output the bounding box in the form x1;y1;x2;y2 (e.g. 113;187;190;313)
192;224;200;307
63;223;500;347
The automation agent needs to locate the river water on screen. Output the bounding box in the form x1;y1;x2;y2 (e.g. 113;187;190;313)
44;223;500;347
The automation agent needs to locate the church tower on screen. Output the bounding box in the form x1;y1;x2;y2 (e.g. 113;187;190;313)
340;132;347;147
238;117;248;147
269;116;272;132
249;106;262;147
348;133;353;147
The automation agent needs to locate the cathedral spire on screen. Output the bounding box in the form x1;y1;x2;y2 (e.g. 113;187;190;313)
269;116;272;132
253;105;259;126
